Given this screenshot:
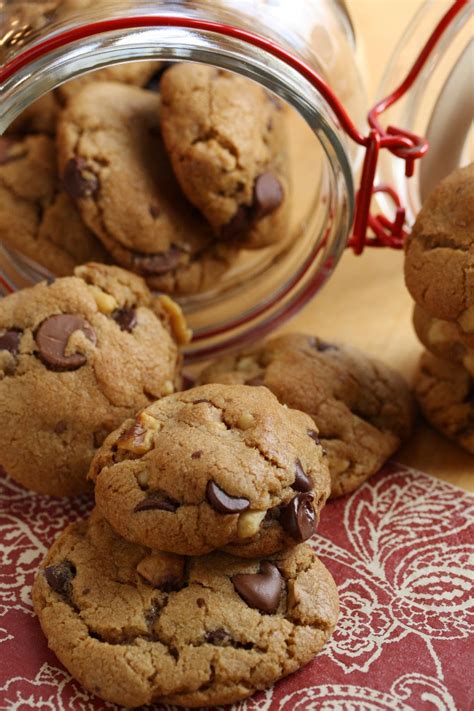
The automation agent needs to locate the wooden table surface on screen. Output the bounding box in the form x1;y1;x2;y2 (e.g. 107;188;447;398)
277;0;473;491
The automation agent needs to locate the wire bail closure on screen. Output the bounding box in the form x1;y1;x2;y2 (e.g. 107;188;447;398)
0;0;468;259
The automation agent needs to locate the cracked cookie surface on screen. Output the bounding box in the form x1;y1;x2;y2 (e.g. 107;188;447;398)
0;134;108;275
414;351;474;454
404;163;474;324
57;82;236;295
0;262;184;496
198;333;415;498
160;63;289;248
89;383;330;556
413;303;474;375
32;509;338;708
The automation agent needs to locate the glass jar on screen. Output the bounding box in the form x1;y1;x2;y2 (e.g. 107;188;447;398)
1;1;367;359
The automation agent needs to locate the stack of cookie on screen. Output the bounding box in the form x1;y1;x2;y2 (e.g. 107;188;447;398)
405;164;474;454
2;61;289;297
32;383;339;707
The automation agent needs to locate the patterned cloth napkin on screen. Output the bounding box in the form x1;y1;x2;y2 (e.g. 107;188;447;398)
0;462;472;710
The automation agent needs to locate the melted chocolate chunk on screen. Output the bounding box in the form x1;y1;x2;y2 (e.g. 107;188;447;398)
35;314;96;371
63;157;99;199
112;307;137;333
134;493;178;513
232;562;283;614
132;246;183;276
191;451;203;460
0;329;21;356
293;459;313;492
252;173;283;221
44;560;76;598
206;481;250;514
280;493;315;542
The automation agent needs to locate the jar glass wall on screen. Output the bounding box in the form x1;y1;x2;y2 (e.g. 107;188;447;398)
376;0;473;227
0;1;367;359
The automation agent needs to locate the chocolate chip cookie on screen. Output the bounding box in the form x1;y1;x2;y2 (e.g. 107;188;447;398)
414;351;474;454
405;164;474;325
198;333;415;497
89;383;330;556
6;61;163;137
0;263;186;496
32;509;339;708
0;134;108;276
57;81;235;294
413;303;474;375
160;63;289;248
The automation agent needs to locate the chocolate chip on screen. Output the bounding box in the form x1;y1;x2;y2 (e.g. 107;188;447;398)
0;138;25;165
149;205;161;218
280;493;315;542
112;307;137;333
44;560;76;597
220;205;252;240
252;173;283;221
307;429;321;445
232;562;283;614
205;628;231;645
293;459;313;492
35;314;96;371
0;329;21;355
132;246;183;276
245;376;265;387
196;597;206;608
206;481;250;514
63;157;99;199
134;493;178;513
191;451;202;460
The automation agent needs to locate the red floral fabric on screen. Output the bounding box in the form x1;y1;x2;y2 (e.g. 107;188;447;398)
0;462;472;710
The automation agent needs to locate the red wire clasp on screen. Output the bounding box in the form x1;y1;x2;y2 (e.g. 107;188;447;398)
347;0;467;254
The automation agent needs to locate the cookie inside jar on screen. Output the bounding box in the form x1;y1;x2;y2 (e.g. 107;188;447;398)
1;59;345;357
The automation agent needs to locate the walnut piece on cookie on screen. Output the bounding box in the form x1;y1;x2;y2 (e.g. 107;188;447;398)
89;383;330;556
160;63;290;248
404;163;474;322
32;509;339;708
413;303;474;375
0;263;186;496
198;333;416;497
